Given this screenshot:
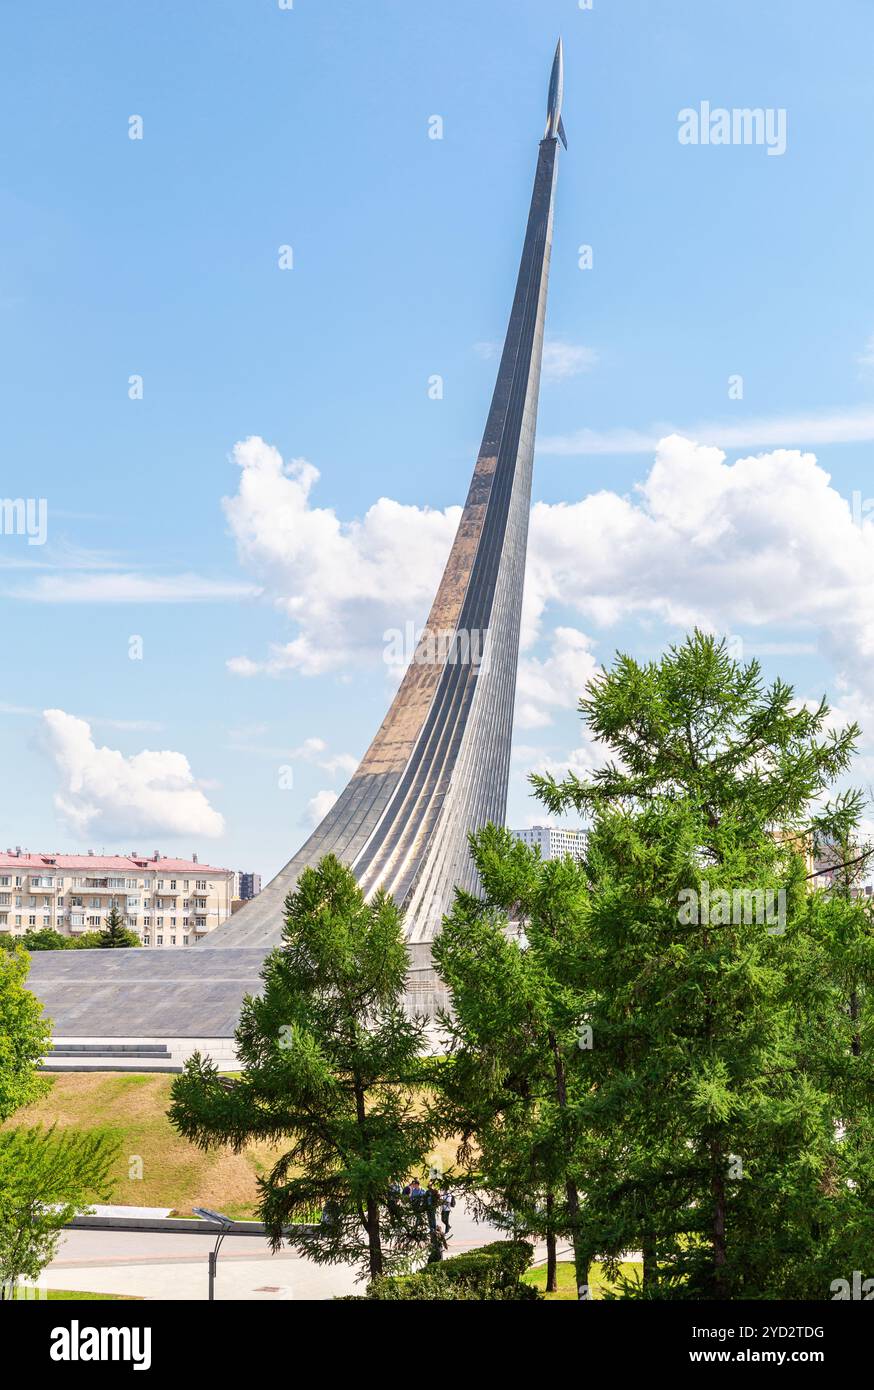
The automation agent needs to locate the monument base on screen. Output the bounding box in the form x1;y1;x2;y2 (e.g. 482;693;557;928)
27;941;451;1070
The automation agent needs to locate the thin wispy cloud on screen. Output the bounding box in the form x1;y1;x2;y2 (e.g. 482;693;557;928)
538;406;874;456
4;572;260;603
51;511;114;522
0;543;126;573
0;701;163;733
541;340;599;381
475;337;598;382
858;335;874;374
223;731;357;776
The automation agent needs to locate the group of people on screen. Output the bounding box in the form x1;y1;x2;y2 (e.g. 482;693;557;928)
389;1177;456;1234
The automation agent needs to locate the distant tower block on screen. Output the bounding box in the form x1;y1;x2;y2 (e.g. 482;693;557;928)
207;41;568;952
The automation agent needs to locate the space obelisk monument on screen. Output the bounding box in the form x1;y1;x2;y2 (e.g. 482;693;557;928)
28;42;569;1042
206;37;568;952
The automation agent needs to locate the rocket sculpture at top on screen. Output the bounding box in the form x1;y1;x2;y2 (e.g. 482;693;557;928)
546;37;568;148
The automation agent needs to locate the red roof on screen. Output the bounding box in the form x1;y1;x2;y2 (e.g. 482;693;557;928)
0;852;231;874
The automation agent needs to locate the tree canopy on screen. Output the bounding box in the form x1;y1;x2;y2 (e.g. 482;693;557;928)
0;946;52;1122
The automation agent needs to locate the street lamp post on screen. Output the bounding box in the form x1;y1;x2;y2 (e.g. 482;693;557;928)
193;1207;233;1301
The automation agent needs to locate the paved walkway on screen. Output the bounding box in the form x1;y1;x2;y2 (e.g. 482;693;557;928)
40;1202;511;1301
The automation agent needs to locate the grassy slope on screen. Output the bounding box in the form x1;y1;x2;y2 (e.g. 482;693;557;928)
6;1073;284;1220
6;1073;456;1220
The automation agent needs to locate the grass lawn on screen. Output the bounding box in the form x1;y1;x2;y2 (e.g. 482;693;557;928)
45;1290;142;1301
6;1073;458;1221
524;1259;643;1301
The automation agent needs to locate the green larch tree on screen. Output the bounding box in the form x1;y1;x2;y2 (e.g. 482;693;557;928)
169;855;438;1283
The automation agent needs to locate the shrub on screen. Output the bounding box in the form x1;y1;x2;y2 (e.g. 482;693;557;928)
361;1240;539;1301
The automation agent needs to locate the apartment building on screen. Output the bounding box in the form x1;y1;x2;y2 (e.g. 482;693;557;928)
233;870;262;901
514;825;588;861
0;849;234;947
812;846;874;900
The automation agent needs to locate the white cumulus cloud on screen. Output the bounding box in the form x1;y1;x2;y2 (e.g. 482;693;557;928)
42;710;224;839
524;434;874;701
223;437;461;677
303;789;338;827
516;627;599;729
220;431;874;745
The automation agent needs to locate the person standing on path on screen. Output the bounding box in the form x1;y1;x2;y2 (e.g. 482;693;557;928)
425;1182;440;1234
439;1187;455;1234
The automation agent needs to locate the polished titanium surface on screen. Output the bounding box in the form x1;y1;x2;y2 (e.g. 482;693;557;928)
206;48;564;951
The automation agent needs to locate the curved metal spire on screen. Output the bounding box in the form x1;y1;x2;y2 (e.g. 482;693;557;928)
205;48;567;952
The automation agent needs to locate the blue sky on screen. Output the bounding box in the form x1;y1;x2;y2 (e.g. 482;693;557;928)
3;0;874;879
